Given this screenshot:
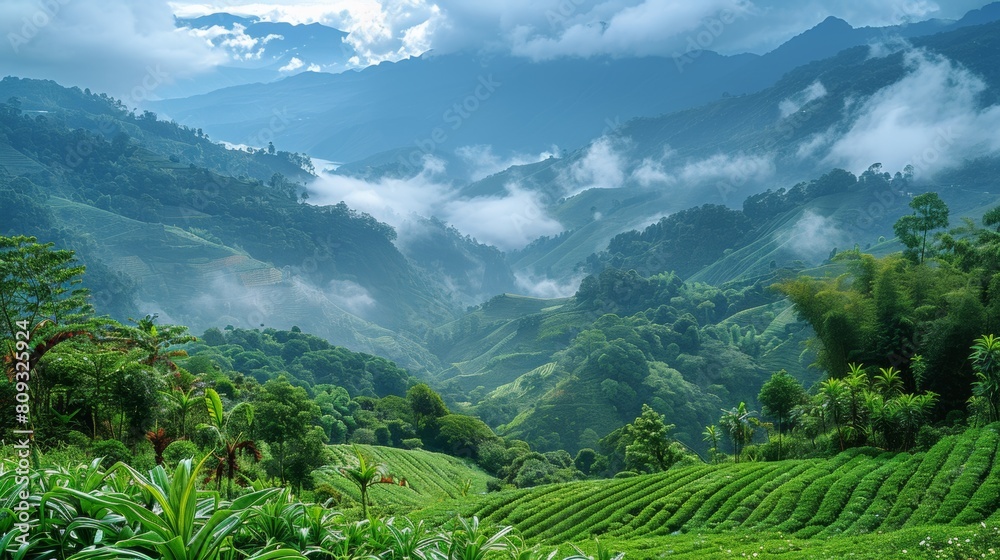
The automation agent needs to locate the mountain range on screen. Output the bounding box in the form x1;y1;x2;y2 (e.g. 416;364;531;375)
4;3;1000;452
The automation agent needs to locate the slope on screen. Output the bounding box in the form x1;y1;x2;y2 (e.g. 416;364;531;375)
415;426;1000;547
314;444;494;514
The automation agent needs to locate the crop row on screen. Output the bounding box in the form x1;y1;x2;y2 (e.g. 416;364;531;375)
473;426;1000;543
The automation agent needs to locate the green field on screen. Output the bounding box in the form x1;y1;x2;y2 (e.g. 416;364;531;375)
313;445;494;514
413;426;1000;557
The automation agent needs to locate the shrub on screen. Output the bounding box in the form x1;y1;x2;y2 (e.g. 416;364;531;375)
162;439;202;467
91;439;131;469
351;428;377;444
313;483;344;506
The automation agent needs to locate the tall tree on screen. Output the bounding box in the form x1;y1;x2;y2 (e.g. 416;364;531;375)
255;376;320;484
757;370;806;460
625;404;680;472
0;235;95;383
893;192;949;263
719;402;758;463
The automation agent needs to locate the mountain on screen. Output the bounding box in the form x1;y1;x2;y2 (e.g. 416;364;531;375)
0;78;519;373
458;17;1000;281
158;15;358;98
150;5;1000;163
5;7;1000;456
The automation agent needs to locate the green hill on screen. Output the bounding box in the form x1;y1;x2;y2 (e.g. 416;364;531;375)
414;426;1000;556
313;444;494;514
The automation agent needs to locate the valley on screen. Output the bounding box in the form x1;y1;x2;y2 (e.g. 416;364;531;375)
3;2;1000;557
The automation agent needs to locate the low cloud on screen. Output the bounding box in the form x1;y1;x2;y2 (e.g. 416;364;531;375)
779;80;827;118
631;158;677;187
314;278;376;316
678;153;774;185
443;184;563;250
784;210;846;259
455;144;558;182
514;271;586;299
867;36;911;59
307;157;563;252
820;49;1000;177
563;136;629;195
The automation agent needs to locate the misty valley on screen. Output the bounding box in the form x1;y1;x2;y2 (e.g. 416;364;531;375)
3;1;1000;558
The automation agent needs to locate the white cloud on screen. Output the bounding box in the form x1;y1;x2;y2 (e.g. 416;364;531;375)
563;136;628;195
185;23;282;61
305;157;564;251
2;0;225;101
514;271;585;299
784;210;846;259
779;80;827;118
821;49;1000;177
279;56;304;72
510;0;754;61
678;152;774;185
455;144;557;182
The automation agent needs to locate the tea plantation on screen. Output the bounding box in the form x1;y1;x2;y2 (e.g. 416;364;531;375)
413;426;1000;558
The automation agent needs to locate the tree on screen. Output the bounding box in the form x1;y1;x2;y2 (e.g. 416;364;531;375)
983;206;1000;231
625;404;680;472
757;370;806;460
893;192;949;263
0;235;94;383
255;376;320;484
574;448;598;475
407;383;448;428
117;314;196;372
163;387;199;438
199;388;260;498
719;402;759;463
702;425;720;464
819;378;848;451
338;445;408;518
970;334;1000;423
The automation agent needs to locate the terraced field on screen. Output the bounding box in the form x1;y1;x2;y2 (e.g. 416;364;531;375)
315;445;494;513
416;426;1000;548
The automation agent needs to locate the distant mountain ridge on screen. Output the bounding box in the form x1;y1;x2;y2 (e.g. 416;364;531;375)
152;4;1000;162
159;15;357;98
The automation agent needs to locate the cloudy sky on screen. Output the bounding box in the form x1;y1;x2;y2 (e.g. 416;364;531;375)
0;0;990;99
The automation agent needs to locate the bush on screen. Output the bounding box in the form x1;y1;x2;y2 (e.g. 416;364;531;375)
130;440;157;472
91;439;131;469
65;430;92;449
313;483;343;506
613;471;638;479
486;478;507;492
350;428;377;444
162;440;202;467
402;438;424;450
